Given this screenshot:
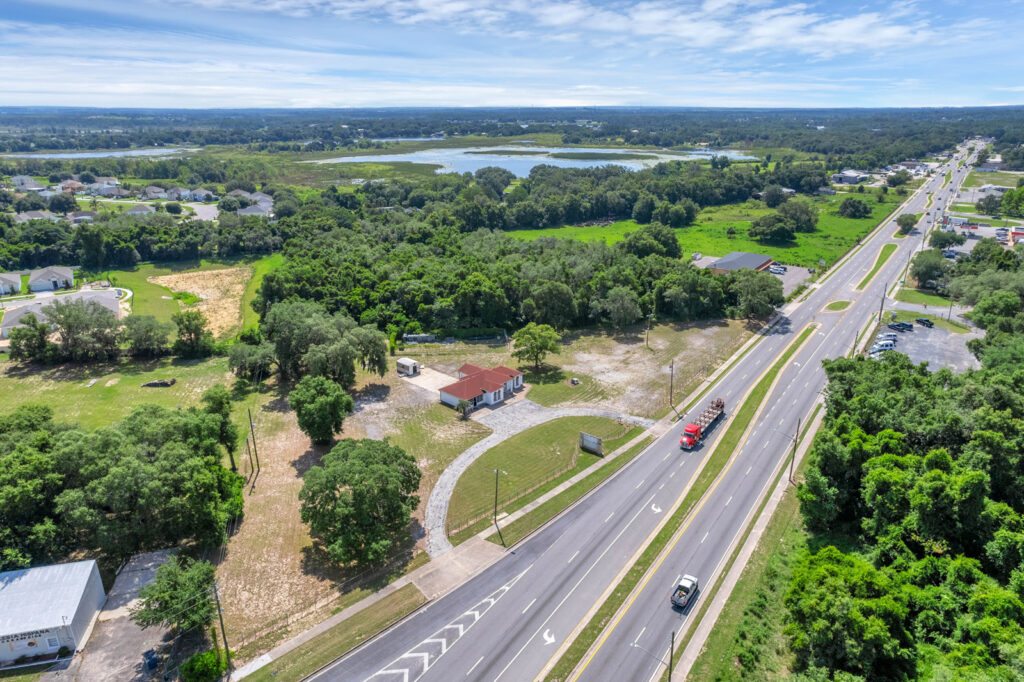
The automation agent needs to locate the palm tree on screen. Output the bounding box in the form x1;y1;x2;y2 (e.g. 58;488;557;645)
456;399;471;420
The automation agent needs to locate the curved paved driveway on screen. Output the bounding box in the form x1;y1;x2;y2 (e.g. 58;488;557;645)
425;399;655;557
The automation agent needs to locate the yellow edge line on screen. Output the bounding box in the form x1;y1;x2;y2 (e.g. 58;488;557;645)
566;322;819;682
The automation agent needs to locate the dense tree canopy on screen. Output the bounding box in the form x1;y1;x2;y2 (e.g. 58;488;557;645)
0;402;244;571
299;438;421;565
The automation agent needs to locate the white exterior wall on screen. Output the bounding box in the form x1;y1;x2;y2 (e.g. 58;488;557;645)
67;563;105;653
439;391;460;407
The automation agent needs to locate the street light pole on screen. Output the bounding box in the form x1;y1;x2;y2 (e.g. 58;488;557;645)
790;417;801;485
493;469;507;546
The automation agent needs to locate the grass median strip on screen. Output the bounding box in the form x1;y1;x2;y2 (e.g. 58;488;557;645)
825;300;850;311
486;436;654;547
856;243;897;290
546;323;816;682
244;583;427;682
660;402;821;680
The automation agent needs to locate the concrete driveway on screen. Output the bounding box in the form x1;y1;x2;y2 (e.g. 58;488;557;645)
399;366;457;394
46;550;176;682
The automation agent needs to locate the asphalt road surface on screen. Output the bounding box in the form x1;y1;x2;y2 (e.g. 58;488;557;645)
308;143;978;682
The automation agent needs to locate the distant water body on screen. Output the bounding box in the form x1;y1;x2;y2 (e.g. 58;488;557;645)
2;148;195;159
310;146;753;177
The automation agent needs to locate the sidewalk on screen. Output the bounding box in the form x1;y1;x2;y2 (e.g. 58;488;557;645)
232;313;784;679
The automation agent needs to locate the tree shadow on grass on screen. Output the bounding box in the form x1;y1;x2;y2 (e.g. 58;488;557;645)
350;382;391;414
299;531;421;592
1;356;177;382
290;441;332;477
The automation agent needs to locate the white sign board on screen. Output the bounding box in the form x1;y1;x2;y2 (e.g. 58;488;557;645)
579;432;603;456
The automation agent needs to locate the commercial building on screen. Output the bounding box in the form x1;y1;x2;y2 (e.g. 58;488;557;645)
707;252;773;275
0;560;106;666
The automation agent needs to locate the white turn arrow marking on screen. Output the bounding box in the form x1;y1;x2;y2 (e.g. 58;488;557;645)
543;629;556;645
651;503;662;514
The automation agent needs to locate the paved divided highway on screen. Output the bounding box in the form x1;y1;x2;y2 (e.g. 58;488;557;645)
310;143;977;682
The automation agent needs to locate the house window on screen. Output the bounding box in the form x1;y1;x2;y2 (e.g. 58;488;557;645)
46;637;60;649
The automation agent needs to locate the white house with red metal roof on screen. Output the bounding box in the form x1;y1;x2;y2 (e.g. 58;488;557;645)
439;364;524;410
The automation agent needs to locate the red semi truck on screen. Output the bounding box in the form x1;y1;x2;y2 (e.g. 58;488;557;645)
680;398;725;449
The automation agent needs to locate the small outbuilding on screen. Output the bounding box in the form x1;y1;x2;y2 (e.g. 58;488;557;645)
396;358;420;376
0;560;106;666
707;252;773;275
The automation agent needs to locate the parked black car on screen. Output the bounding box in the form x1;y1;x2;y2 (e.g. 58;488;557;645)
888;323;906;331
916;318;934;328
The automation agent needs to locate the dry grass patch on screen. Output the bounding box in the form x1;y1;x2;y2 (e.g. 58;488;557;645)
150;266;252;339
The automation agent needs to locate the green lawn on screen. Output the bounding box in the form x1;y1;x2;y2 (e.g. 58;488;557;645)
487;436;653;547
241;253;283;331
244;584;427;682
825;300;850;311
962;170;1023;189
447;416;642;528
891;309;969;334
508;194;904;268
856;243;897;290
0;356;236;428
895;288;950;307
521;367;610;407
951;202;977;213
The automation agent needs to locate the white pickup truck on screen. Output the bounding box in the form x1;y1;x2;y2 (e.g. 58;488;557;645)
671;574;699;608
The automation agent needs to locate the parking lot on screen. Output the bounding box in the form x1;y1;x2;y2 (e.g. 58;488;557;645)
868;314;982;372
690;256;810;296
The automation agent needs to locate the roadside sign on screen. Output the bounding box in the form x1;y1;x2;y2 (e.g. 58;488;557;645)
818;259;826;266
579;432;603;456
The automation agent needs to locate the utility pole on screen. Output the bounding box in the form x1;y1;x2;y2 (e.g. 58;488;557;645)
245;437;255;478
669;359;674;406
669;630;675;678
947;301;953;321
247;408;260;475
789;417;801;485
213;582;232;671
878;281;886;323
646;314;653;348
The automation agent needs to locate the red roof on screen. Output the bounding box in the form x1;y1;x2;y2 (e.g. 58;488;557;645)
493;365;523;378
457;363;486;377
441;371;507;400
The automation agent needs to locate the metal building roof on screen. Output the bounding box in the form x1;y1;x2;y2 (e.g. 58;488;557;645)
709;252;772;272
0;560;98;635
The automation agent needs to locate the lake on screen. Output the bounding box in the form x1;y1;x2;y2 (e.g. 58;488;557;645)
2;148;195;159
308;145;753;176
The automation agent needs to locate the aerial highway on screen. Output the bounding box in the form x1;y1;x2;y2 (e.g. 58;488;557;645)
310;143;977;682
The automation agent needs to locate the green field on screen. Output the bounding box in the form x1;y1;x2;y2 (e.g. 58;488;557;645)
447;416;642;527
508;194;904;267
521;367;610;406
0;665;50;682
0;356;239;429
241;253;283;330
895;288;950;307
856;243;897;290
962;169;1023;189
486;436;653;547
245;584;427;682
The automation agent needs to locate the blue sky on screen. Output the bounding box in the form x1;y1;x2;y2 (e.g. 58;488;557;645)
2;0;1022;108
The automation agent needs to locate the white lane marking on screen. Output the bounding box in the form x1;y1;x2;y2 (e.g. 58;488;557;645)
779;417;785;425
492;494;657;681
792;398;798;406
367;567;530;681
663;451;672;461
567;551;579;565
467;657;484;677
741;373;748;380
543;629;556;645
726;496;733;506
805;381;810;387
673;574;681;586
604;512;614;523
651;503;662;514
669;471;676;478
523;598;537;614
746;466;752;476
635;479;645;489
763;440;769;449
701;531;709;544
679;461;685;468
659;483;665;490
633;626;646;645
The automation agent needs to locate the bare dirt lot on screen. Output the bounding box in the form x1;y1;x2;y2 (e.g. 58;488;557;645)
149;266;252;338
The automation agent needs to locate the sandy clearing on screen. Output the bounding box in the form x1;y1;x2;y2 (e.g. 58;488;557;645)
149;266;252;338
